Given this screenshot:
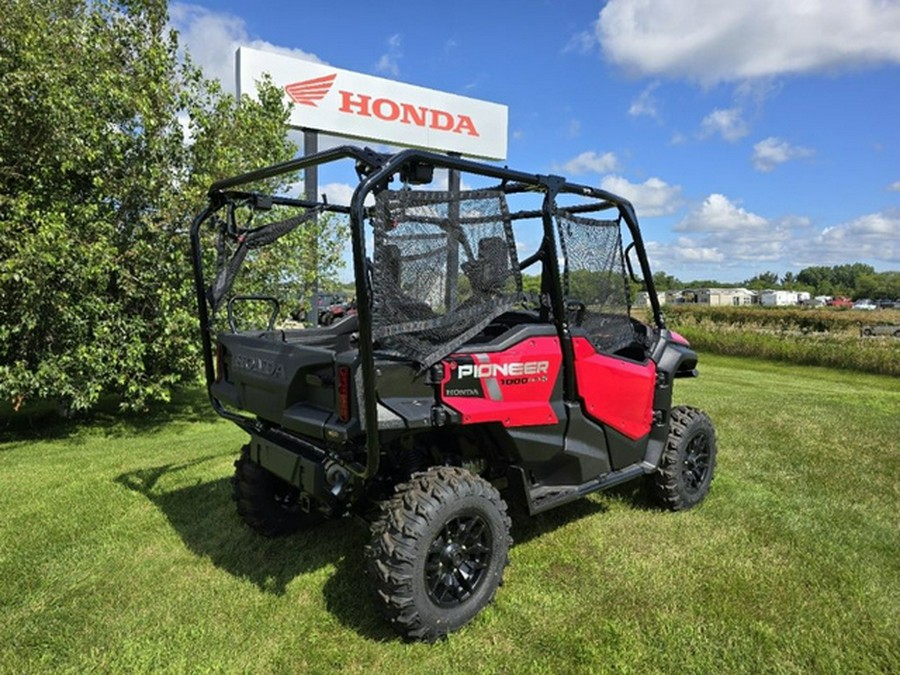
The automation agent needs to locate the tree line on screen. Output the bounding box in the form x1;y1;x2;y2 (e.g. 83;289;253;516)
650;264;900;299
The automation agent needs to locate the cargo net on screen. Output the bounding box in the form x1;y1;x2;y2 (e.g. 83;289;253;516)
372;188;523;367
555;210;637;354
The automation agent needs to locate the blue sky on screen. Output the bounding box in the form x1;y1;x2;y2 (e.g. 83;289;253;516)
171;0;899;283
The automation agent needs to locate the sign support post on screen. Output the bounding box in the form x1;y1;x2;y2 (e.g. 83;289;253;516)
304;129;319;319
445;155;461;312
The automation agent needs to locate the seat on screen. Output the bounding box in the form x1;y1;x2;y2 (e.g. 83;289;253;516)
463;236;509;297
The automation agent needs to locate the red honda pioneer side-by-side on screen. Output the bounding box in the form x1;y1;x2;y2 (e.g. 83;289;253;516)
189;147;716;640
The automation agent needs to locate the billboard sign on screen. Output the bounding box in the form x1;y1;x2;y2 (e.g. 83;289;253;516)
236;46;508;160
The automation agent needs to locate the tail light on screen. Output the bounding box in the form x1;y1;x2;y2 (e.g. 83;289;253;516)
337;365;351;422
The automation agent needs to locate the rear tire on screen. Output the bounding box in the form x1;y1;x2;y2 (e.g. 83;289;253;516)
365;467;511;641
231;445;321;536
649;406;717;511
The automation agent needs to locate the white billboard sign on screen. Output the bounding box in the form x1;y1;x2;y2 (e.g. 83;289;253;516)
237;46;508;160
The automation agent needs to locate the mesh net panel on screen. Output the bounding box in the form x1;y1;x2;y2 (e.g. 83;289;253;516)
555;210;636;353
208;208;321;314
372;188;522;366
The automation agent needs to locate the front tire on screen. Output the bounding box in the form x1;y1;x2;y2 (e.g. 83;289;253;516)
365;467;512;641
231;445;321;536
649;406;717;511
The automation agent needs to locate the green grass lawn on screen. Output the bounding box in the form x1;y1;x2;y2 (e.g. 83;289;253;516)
1;355;898;673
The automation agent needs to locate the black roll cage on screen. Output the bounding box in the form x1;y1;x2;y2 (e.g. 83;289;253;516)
189;145;664;480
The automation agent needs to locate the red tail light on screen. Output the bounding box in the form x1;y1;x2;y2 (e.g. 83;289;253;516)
337;365;351;422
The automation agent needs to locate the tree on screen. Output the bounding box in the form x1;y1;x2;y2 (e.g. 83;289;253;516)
650;270;682;292
796;265;831;292
743;271;779;290
795;263;887;297
0;0;345;413
854;271;900;300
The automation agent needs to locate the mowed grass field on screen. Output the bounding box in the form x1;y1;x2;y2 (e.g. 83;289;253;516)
1;355;898;673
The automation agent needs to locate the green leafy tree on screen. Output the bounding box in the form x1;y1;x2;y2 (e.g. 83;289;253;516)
854;271;900;300
795;263;892;298
649;270;682;292
743;271;780;290
0;0;344;413
521;274;542;296
832;263;875;294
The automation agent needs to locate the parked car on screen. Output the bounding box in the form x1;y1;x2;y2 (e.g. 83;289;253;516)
852;299;877;310
861;324;900;338
875;298;895;309
827;296;853;308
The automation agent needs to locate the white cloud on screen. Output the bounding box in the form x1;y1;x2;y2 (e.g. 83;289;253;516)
375;34;402;77
594;0;900;85
796;211;900;264
676;194;768;233
628;82;660;120
700;107;749;142
650;205;898;277
555;150;620;175
564;30;596;56
734;78;781;109
671;239;727;263
600;175;684;217
645;239;725;267
660;194;792;265
888;181;900;192
752;137;815;172
169;3;324;92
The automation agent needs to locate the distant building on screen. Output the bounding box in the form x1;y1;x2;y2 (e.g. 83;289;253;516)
635;291;666;307
760;290;809;306
665;289;686;304
695;288;756;306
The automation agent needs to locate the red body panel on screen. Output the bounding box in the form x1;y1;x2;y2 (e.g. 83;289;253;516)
572;337;656;440
669;330;690;346
441;336;562;427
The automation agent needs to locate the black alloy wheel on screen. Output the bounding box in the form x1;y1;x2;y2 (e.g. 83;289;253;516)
648;406;718;511
425;512;493;608
681;430;712;496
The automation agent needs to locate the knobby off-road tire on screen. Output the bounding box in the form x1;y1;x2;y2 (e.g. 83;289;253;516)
231;445;321;537
365;466;512;641
649;405;717;511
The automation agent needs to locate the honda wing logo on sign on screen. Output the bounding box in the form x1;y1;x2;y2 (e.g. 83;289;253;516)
284;73;336;107
238;46;507;159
